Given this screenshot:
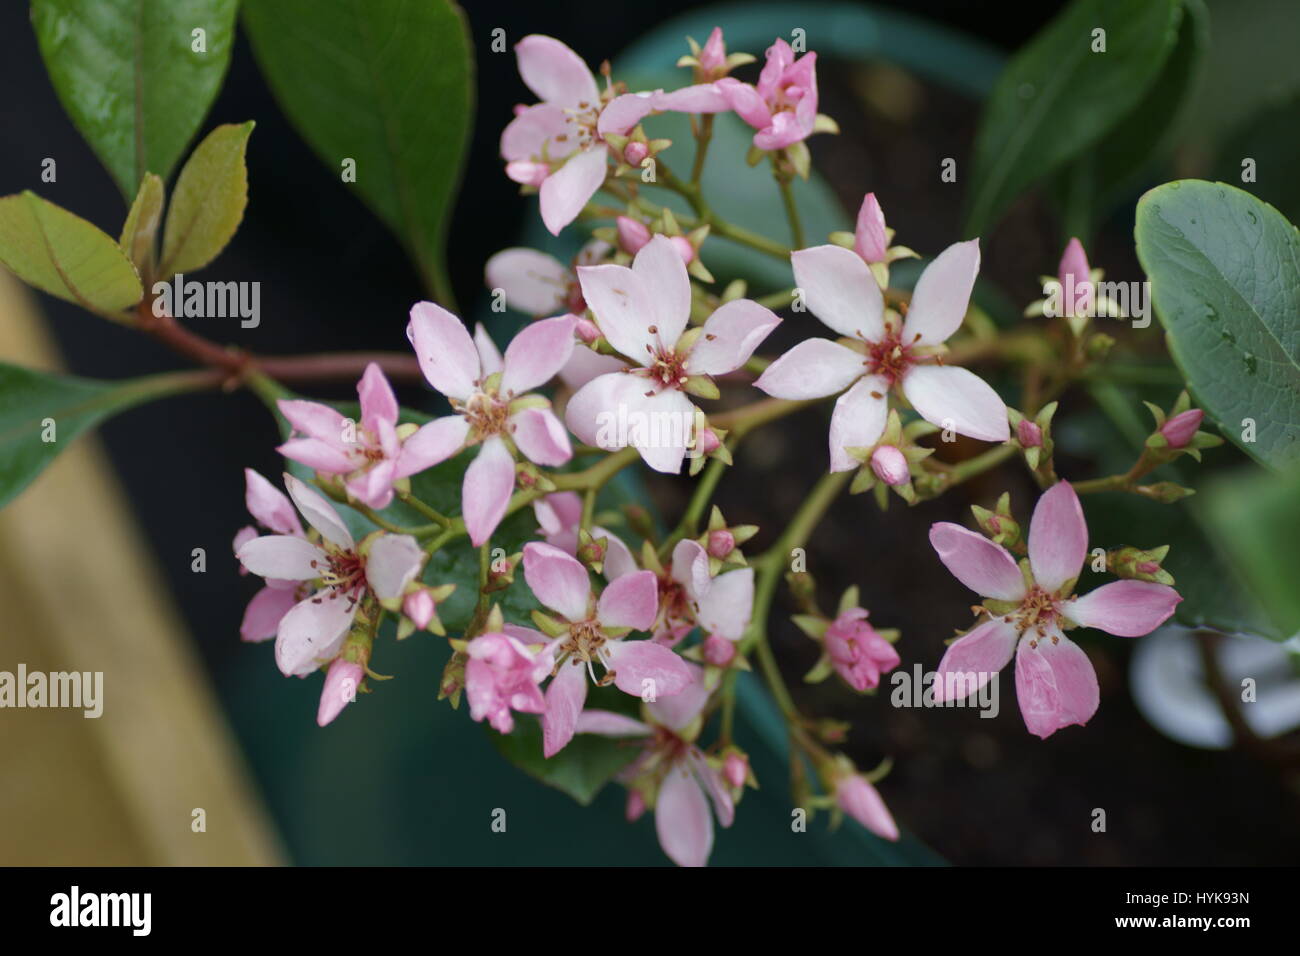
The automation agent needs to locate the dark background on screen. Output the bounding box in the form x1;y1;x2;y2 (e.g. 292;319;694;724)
3;0;1297;865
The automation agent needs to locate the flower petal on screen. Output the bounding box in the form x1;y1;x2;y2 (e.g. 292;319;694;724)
605;640;694;698
501;314;577;394
901;364;1009;442
565;372;695;473
534;491;583;536
754;338;865;400
484;248;570;316
462;436;517;547
1063;580;1181;637
696;568;753;641
275;590;355;677
516;34;599;107
1015;629;1099;739
716;77;771;130
646;662;709;731
791;244;884;340
240;585;300;642
929;522;1026;601
284;473;354;549
407;301;481;400
656;760;714;867
542;659;589;757
278;399;351;446
685;299;781;376
631;235;692;348
575;709;652;737
510;406;572;467
597;92;656;136
539;147;607;236
394;415;469;479
653;83;731;113
933;617;1018;703
596;569;658;631
244;468;304;536
357;362;398;433
671;538;712;601
559;346;626;390
523;541;592;621
474;324;503;376
828;375;889;472
901;239;979;346
499;102;576;162
365;534;423;602
276;438;356;474
237;535;328;581
1027;480;1087;594
317;659;363;727
575;264;655;362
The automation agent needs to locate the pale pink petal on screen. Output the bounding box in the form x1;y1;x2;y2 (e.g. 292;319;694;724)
605;640;693;698
501;314;577;394
510;406;572;467
499;102;576;163
394;415;470;479
757;39;795;98
1015;629;1099;739
902;239;979;346
277;399;351;446
275;590;356;677
754;338;865;400
575;264;656;362
516;35;599;107
485;248;569;316
716;77;771;130
932;617;1018;703
597;92;656;136
237;535;328;581
900;364;1009;442
685;299;781;376
539;148;608;236
575;709;652;737
344;459;396;510
522;540;592;621
828;375;889;472
559;346;627;390
596;569;658;631
407;302;481;400
601;531;639;581
357;362;398;433
462;436;517;547
696;568;753;641
564;371;642;446
1063;581;1181;637
754;111;808;151
646;662;708;731
244;468;304;536
689;749;735;828
652;84;731;113
317;659;363;727
671;538;712;602
240;585;300;642
836;775;899;841
928;523;1026;602
365;534;423;602
854;193;888;263
631;235;692;349
1027;481;1087;594
534;491;583;536
791;244;885;340
565;372;695;473
542;659;589;757
473;324;503;376
284;474;354;549
276;438;356;474
656;761;713;867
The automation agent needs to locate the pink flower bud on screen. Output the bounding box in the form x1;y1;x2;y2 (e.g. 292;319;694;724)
1017;419;1043;448
697;427;721;455
623;141;649;167
1058;237;1093;316
574;316;601;343
317;659;364;727
505;160;549;187
835;774;899;841
626;789;647;822
616;216;651;254
707;529;735;559
670;235;696;264
403;589;435;631
699;27;726;74
703;633;736;667
723;752;748;789
825;608;900;692
1159;409;1203;448
854;192;888;263
869;445;909;486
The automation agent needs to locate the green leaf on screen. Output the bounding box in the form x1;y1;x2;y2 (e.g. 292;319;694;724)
0;363;205;510
242;0;473;304
1135;180;1300;469
159;122;254;277
31;0;239;198
120;172;165;278
964;0;1181;236
0;191;142;314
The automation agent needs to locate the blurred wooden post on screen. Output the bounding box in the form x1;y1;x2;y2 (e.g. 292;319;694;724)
0;272;284;865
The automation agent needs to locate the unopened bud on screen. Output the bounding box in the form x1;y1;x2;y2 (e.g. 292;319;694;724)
1108;545;1174;585
623;141;649;167
670;235;695;264
403;589;435;631
1017;419;1043;448
616;216;651;254
703;633;736;667
574;317;601;343
1159;408;1203;449
869;445;909;486
723;751;748;789
317;658;364;727
697;427;721;455
706;528;735;559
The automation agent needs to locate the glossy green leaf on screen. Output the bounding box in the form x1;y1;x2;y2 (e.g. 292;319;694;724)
31;0;239;198
119;172;165;278
242;0;473;304
1135;180;1300;469
159;122;254;277
0;363;205;510
0;191;142;314
964;0;1181;236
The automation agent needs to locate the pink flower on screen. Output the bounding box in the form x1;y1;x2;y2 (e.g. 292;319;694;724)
521;542;693;756
755;240;1009;470
405;304;577;546
565;236;780;473
465;629;553;733
835;774;899;841
236;474;425;678
317;658;363;727
653;539;754;646
697;27;728;76
234;468;307;642
276;364;442;510
533;491;639;579
825;607;900;691
715;38;819;150
1159;409;1203;448
577;664;734;867
929;481;1182;738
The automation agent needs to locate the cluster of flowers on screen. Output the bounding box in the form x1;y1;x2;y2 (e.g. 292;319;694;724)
234;28;1198;865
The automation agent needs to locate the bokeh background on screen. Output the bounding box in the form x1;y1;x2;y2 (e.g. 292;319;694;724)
2;0;1298;865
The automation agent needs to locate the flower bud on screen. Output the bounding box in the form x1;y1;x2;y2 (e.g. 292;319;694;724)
574;317;601;343
1017;419;1043;448
403;589;435;631
706;528;735;559
1159;408;1203;449
698;27;726;73
697;427;721;455
869;445;909;486
616;216;651;254
854;192;888;263
835;774;899;841
669;235;696;264
723;751;749;789
825;608;900;692
703;633;736;667
1107;545;1174;585
623;141;649;167
317;658;364;727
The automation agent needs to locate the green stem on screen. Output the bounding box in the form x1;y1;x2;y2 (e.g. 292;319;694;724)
777;176;805;249
690;115;714;185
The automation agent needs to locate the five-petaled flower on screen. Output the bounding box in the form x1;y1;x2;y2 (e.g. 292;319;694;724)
756;239;1009;471
715;38;820;150
929;481;1181;739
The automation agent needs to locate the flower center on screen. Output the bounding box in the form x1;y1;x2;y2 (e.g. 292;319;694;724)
865;332;916;386
456;390;510;439
1010;586;1060;639
635;332;689;391
563;101;602;150
317;550;367;598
